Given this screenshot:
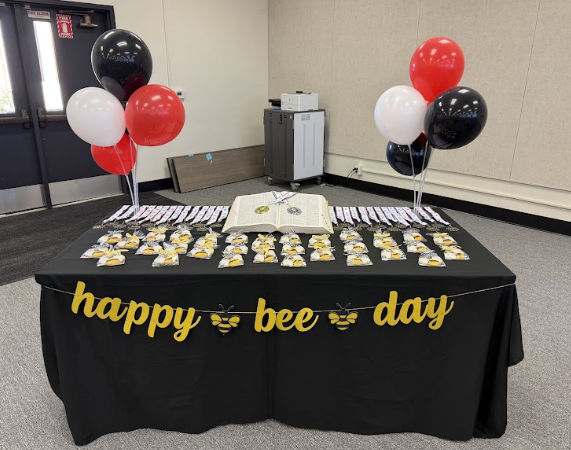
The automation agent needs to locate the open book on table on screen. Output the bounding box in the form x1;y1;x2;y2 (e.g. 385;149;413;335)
222;192;333;234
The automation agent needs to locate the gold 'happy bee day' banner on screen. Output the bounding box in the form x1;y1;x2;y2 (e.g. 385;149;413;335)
63;281;457;342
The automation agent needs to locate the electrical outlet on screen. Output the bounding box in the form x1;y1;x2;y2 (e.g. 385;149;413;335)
354;164;363;176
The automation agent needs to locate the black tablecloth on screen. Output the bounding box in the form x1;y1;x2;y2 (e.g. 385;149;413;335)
35;209;523;445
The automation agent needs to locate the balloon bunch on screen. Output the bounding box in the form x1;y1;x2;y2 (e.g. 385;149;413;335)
374;37;487;209
66;29;185;210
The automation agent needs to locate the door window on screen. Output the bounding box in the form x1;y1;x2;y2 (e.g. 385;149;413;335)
0;20;15;114
32;20;63;111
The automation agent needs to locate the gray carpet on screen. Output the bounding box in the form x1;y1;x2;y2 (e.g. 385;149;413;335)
0;192;182;286
1;177;570;449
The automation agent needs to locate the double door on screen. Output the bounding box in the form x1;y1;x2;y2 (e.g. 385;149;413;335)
0;0;120;214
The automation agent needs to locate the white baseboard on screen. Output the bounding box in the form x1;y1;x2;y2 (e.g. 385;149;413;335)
324;153;571;222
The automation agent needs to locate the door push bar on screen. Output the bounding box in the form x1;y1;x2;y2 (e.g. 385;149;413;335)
0;109;31;128
37;107;67;128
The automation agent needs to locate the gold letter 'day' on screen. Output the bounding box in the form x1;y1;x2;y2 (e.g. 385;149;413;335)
373;291;453;330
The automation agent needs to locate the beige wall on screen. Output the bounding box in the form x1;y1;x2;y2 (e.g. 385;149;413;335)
269;0;571;221
78;0;269;182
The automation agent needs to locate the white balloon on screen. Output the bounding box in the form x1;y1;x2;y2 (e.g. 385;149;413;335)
66;87;125;147
374;85;426;145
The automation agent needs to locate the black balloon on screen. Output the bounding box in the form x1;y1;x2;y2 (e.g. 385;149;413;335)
91;29;153;102
424;86;487;150
386;133;432;177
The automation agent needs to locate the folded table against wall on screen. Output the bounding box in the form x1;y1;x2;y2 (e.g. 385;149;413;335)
35;208;523;445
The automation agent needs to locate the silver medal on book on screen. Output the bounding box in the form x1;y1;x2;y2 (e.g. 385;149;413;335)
287;206;302;215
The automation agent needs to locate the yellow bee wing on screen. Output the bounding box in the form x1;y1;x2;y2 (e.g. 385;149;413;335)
328;312;340;324
228;316;240;327
210;314;223;326
346;312;358;324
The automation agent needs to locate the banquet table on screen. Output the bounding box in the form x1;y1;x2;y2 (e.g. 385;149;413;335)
35;208;523;445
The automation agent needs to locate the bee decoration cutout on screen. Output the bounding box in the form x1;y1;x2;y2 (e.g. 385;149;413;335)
210;305;241;335
328;303;358;332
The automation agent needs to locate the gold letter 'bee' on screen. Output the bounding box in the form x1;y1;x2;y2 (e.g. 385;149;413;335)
210;305;241;334
328;303;358;331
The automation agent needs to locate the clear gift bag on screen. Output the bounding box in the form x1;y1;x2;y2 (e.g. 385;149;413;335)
281;254;307;267
418;250;446;267
253;250;279;263
218;254;244;268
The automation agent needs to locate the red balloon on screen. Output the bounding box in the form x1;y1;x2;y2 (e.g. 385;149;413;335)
91;133;136;175
409;37;465;102
125;84;185;146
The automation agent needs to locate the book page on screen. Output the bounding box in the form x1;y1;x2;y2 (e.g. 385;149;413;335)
277;194;333;234
222;193;279;233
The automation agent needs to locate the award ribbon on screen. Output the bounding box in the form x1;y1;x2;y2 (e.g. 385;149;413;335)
125;205;148;223
148;205;170;223
207;206;224;225
417;207;437;223
103;205;130;223
269;191;297;204
391;207;411;227
358;207;372;225
201;206;217;224
349;207;361;223
219;206;230;222
329;206;338;225
395;206;417;225
174;206;192;224
190;206;210;225
402;207;427;225
381;207;396;223
167;206;185;224
117;206;137;221
137;205;158;223
424;207;450;225
374;207;392;226
156;206;178;225
342;207;354;225
185;206;202;222
137;206;155;221
367;207;380;223
154;206;170;222
387;207;408;226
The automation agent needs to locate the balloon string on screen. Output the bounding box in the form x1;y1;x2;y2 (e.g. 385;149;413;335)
408;145;417;209
134;144;140;212
128;135;140;213
418;167;429;209
129;137;138;212
417;141;430;210
133;152;139;212
113;145;135;206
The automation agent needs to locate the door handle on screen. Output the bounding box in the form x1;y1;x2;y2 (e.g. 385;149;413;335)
37;108;67;128
0;109;31;129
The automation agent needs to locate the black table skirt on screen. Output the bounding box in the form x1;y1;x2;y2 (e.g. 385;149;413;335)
36;209;523;445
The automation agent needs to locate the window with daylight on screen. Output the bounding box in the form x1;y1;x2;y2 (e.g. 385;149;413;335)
33;20;63;111
0;20;15;114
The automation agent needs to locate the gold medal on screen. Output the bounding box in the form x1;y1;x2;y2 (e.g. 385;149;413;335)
255;205;270;214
